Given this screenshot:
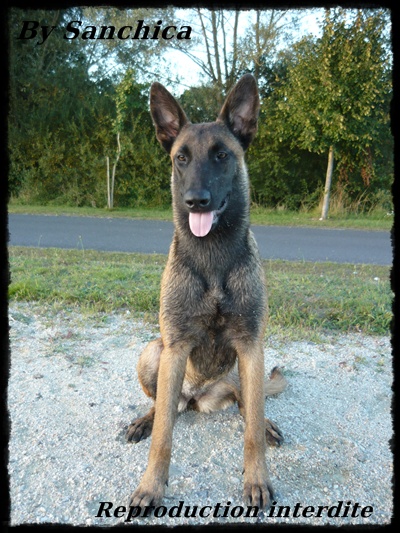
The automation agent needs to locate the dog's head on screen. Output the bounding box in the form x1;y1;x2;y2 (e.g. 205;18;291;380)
150;75;260;238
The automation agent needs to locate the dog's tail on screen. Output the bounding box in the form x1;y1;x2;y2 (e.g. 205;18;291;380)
265;366;287;397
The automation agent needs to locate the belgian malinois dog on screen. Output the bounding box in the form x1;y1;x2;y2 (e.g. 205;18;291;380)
125;74;287;510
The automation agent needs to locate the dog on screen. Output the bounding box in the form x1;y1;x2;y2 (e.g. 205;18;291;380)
125;74;287;510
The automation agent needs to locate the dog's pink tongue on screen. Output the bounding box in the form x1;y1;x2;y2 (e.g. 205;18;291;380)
189;211;214;237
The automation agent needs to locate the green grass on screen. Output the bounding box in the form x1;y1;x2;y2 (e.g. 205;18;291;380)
8;247;165;323
8;202;174;221
8;201;393;231
264;260;392;338
250;206;393;231
8;247;392;338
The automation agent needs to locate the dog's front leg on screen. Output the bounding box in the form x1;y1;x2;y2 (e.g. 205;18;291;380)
236;339;274;510
129;343;190;508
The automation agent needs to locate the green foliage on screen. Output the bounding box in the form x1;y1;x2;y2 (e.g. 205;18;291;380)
9;8;170;208
271;9;392;206
179;84;223;122
111;112;171;207
113;68;149;132
105;70;171;207
248;107;327;209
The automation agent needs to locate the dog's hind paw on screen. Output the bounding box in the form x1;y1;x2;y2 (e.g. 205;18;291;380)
125;416;153;443
265;417;284;447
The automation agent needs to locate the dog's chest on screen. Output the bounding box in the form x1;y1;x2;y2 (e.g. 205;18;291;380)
200;280;232;324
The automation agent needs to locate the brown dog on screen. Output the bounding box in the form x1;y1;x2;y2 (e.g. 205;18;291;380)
126;74;286;510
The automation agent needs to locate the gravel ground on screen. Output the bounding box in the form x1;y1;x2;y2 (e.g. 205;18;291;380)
8;302;393;526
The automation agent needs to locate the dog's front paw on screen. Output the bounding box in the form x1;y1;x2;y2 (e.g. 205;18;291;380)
243;477;274;510
129;480;165;509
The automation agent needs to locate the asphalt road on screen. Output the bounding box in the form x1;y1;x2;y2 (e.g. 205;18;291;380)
8;213;392;265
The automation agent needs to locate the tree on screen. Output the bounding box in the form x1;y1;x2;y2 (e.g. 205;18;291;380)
179;84;222;123
8;7;114;203
171;9;300;93
274;8;392;219
9;8;169;208
106;69;144;209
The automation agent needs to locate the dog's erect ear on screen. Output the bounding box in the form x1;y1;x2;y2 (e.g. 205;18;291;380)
217;74;260;151
150;82;188;153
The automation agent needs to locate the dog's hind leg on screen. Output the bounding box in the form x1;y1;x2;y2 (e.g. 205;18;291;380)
125;339;163;443
194;368;285;446
207;366;285;448
237;366;286;446
263;367;286;446
125;338;195;442
137;338;163;399
126;406;155;443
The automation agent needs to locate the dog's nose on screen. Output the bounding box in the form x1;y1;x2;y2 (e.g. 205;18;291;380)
184;189;211;210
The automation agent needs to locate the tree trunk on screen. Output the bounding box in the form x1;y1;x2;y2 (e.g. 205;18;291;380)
231;11;239;85
111;132;121;209
254;10;261;81
211;11;223;88
320;145;334;220
107;132;121;210
106;156;111;209
197;9;216;83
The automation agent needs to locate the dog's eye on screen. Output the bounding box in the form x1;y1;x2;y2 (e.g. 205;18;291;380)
177;154;186;162
217;151;227;160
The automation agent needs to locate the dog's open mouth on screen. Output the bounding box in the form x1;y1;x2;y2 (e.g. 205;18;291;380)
189;195;229;238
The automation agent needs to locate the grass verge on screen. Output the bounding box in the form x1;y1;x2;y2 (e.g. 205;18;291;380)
8;203;174;221
8;202;393;231
8;247;392;339
250;206;393;231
